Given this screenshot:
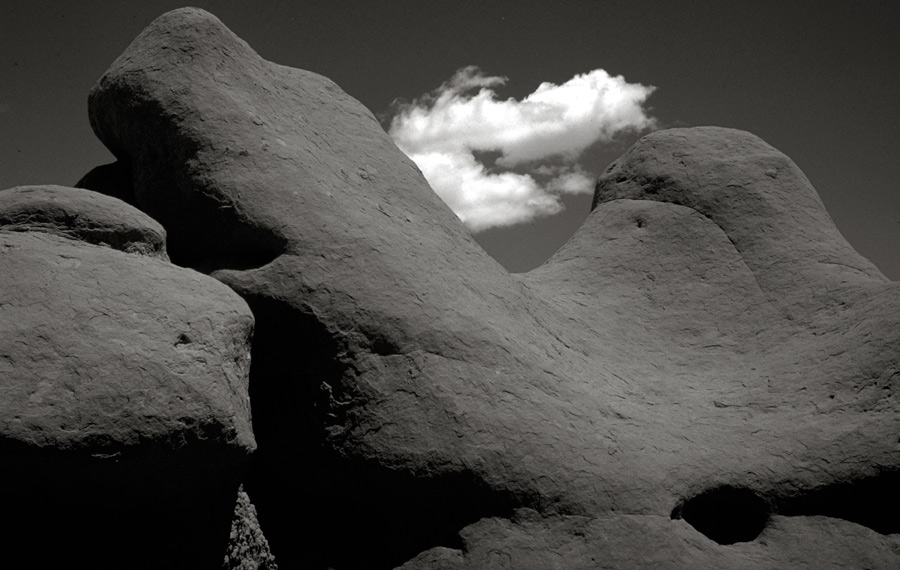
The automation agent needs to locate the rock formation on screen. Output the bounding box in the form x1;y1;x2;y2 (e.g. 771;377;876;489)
0;184;255;568
0;184;165;257
223;485;279;570
4;6;897;570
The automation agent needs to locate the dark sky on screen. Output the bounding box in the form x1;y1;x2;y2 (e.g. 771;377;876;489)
3;1;898;279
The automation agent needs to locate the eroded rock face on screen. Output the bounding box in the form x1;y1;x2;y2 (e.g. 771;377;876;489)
0;185;256;568
87;8;899;569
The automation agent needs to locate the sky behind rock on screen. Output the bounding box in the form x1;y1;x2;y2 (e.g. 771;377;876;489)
388;66;655;231
2;0;898;278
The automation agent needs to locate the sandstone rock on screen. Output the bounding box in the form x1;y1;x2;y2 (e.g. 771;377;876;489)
88;8;899;569
399;511;900;570
223;485;279;570
593;127;888;318
0;184;166;257
0;192;256;567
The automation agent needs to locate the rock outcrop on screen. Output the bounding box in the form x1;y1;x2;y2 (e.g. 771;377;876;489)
0;184;256;568
7;6;895;570
0;184;165;257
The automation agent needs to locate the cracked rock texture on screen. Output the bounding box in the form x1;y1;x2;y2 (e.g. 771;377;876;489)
0;183;256;568
35;6;900;569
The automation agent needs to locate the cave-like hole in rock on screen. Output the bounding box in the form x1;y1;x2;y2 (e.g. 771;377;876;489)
673;485;769;545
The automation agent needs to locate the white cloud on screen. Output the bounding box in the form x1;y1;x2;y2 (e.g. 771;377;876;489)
546;169;595;195
410;150;561;232
388;66;656;231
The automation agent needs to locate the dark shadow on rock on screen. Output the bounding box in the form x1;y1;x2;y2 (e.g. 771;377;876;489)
241;295;514;570
776;471;900;535
672;486;771;545
0;438;240;569
673;471;900;546
76;159;136;206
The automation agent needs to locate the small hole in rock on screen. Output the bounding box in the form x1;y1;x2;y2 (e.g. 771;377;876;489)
672;485;769;545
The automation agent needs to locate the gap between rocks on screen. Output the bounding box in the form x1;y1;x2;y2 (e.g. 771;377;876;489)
233;294;517;570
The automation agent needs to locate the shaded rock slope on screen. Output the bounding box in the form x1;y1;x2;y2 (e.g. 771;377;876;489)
6;6;896;570
0;184;256;567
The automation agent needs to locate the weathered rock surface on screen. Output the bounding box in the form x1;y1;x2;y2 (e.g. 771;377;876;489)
223;485;279;570
0;184;166;257
87;8;899;569
592;127;888;318
0;184;256;568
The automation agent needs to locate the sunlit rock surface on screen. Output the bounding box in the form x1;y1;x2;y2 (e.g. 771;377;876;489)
0;184;166;257
0;185;256;568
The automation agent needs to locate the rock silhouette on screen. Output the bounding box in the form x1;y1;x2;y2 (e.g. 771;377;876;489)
4;6;897;570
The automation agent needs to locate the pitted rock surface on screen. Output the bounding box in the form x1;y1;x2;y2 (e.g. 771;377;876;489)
0;186;255;568
87;8;899;569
